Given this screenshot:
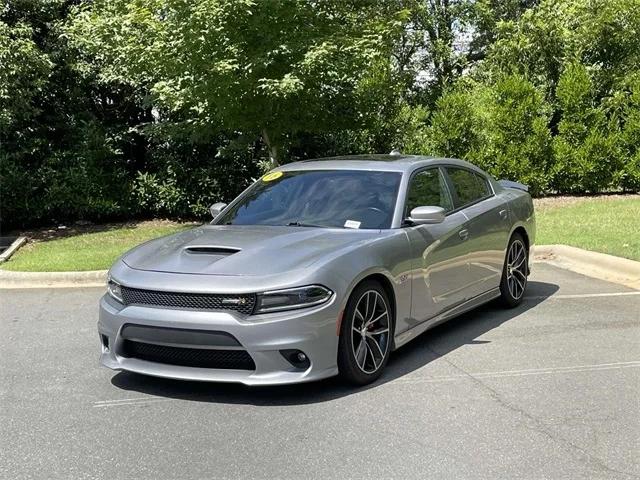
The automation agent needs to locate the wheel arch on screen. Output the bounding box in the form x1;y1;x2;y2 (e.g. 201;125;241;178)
508;225;531;275
358;273;397;327
342;271;398;343
511;225;530;252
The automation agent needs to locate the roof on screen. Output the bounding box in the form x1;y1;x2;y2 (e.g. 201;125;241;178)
277;154;480;174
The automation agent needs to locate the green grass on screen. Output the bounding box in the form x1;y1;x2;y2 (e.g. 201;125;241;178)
1;222;196;272
535;196;640;261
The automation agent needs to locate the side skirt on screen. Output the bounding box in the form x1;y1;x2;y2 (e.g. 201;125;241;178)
393;287;501;350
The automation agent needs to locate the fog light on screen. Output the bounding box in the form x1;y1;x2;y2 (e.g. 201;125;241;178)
280;349;310;370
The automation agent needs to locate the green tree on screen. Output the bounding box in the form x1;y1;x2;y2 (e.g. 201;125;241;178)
464;0;639;193
472;75;553;195
616;79;640;191
552;63;620;193
0;21;51;131
67;0;402;166
1;0;146;228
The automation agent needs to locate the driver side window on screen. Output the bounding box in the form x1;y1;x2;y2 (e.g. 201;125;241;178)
406;168;454;217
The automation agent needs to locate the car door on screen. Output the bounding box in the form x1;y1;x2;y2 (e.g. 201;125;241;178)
404;167;471;324
444;166;511;299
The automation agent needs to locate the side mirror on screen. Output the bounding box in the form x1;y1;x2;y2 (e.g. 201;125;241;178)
209;202;227;219
408;206;446;225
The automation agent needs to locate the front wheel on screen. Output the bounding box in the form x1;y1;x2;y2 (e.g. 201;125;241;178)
338;281;393;385
499;233;528;308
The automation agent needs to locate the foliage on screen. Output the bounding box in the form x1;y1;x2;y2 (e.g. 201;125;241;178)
1;0;639;232
552;63;621;193
66;0;403;165
420;0;639;194
132;130;262;217
0;21;52;130
422;75;553;195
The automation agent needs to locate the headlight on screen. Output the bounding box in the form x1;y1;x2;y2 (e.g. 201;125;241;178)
107;275;124;303
254;285;333;313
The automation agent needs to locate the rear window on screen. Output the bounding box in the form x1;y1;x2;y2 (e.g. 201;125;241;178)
446;168;492;207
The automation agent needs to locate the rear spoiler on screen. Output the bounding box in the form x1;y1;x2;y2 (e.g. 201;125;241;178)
498;180;529;192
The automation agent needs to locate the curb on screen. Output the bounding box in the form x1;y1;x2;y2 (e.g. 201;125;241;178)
533;245;640;290
0;269;107;289
0;236;27;263
1;245;638;290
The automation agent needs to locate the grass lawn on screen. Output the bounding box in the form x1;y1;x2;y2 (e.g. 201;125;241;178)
1;221;196;272
534;195;640;261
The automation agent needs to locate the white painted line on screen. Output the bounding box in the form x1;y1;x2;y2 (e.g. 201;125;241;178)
94;396;158;404
93;397;172;408
395;361;640;385
524;291;640;300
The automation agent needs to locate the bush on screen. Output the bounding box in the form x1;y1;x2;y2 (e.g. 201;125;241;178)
1;146;132;228
131;131;262;218
420;75;553;195
552;63;623;193
617;79;640;191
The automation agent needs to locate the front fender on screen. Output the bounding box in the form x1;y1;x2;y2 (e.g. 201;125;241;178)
312;230;413;342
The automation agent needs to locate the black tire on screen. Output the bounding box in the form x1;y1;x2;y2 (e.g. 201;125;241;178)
338;280;393;386
499;232;529;308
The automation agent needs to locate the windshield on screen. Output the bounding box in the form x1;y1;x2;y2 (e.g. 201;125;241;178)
216;170;402;229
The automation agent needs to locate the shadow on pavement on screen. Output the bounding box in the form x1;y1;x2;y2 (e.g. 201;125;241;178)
111;280;559;406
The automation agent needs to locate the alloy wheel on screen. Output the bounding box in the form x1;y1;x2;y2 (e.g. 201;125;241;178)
351;290;390;374
506;239;527;300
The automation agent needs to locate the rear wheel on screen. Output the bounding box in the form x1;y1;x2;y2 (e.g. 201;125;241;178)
499;233;528;308
338;281;393;385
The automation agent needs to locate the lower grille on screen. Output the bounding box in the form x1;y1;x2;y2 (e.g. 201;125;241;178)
121;340;256;370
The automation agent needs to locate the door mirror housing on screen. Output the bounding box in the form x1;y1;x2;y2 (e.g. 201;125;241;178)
209;202;227;219
408;206;446;225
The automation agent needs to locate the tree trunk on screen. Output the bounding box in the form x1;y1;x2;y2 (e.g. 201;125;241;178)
261;129;279;168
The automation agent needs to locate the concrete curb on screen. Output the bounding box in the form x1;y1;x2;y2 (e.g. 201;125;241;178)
0;269;107;289
1;244;638;290
533;245;640;290
0;236;27;263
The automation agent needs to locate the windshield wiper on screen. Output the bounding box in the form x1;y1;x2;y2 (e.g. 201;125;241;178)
287;221;327;228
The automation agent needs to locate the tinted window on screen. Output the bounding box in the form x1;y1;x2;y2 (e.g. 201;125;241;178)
446;167;491;207
406;168;453;216
216;170;402;229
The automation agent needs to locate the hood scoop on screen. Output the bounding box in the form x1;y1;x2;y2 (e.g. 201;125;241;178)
183;246;241;256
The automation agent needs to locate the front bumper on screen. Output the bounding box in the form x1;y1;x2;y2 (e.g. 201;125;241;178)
98;294;340;386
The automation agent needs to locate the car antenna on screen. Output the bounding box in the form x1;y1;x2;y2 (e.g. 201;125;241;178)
389;149;402;156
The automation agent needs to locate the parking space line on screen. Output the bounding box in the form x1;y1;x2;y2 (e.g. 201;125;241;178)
524;291;640;300
93;397;171;408
94;397;157;404
394;361;640;385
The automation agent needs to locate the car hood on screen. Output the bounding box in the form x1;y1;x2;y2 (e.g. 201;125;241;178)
122;225;386;276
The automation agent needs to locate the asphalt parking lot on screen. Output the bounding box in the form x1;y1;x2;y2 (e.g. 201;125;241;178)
1;262;639;480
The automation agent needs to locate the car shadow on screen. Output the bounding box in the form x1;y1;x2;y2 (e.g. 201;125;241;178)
111;280;560;406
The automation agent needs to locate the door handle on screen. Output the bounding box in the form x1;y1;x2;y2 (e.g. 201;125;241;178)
499;209;508;220
458;229;469;240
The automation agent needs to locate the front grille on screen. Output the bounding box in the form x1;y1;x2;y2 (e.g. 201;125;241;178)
120;286;255;314
121;340;256;370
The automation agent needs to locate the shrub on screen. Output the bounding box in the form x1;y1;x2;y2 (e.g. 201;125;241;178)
421;75;553;195
131;132;262;219
552;63;623;193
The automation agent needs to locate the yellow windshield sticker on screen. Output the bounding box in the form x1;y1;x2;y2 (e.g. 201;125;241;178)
262;171;283;182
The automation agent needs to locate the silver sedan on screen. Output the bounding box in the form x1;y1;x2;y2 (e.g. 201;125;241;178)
99;154;535;385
